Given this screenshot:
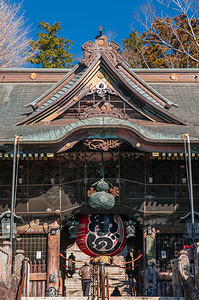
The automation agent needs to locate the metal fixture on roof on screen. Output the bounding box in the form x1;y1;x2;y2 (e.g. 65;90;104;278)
29;72;37;80
99;25;103;37
91;80;111;97
170;73;178;81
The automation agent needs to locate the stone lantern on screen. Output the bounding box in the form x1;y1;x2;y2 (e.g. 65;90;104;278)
0;209;22;239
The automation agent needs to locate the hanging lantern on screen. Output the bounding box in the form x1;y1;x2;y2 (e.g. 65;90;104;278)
67;217;79;239
0;210;22;239
75;214;126;256
180;211;199;240
67;252;76;278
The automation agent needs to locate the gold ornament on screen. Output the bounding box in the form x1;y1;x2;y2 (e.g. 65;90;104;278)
29;72;37;80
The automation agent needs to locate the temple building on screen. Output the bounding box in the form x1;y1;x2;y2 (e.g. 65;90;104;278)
0;28;199;298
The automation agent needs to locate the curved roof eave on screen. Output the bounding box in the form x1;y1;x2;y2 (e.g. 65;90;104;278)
8;117;197;145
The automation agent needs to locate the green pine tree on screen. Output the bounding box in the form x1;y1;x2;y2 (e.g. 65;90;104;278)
27;21;75;68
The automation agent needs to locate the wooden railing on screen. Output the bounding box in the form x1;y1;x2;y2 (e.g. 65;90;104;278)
156;265;173;297
27;260;47;297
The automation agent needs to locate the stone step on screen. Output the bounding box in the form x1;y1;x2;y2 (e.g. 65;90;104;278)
21;297;185;300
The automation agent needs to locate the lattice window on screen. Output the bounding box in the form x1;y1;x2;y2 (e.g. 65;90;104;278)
13;234;47;262
156;233;184;264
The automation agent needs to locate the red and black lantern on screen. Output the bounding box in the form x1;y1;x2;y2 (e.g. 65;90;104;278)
75;214;126;256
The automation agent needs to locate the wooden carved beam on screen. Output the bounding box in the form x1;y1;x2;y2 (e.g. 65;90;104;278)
80;101;128;120
84;139;121;151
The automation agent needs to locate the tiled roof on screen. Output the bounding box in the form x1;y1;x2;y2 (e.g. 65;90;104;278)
119;64;176;108
1;70;199;144
118;70;165;109
150;83;199;125
0;83;53;129
0;80;198;143
28;69;86;111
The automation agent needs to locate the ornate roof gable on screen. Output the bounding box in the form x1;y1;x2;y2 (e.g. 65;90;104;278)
16;27;187;126
81;26;121;66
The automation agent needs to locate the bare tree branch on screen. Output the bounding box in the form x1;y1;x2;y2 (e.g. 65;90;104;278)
105;30;118;42
136;0;199;67
0;0;32;68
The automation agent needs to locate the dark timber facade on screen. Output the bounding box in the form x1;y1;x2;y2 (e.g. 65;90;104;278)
0;30;199;297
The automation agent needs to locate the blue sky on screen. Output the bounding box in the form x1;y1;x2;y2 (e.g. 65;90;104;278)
13;0;174;61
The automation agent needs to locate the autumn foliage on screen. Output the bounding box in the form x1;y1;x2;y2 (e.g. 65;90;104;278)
122;14;199;68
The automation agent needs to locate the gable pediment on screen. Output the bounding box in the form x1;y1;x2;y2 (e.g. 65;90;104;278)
17;34;187;126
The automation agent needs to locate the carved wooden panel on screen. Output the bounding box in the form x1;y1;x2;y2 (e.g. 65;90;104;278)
55;94;148;121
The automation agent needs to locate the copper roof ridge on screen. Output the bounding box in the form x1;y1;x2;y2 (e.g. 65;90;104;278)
118;61;178;108
25;63;81;109
100;53;187;125
15;54;102;126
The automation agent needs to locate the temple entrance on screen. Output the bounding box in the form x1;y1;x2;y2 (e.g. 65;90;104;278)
61;224;143;298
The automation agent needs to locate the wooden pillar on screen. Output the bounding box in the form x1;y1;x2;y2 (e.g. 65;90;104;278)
0;241;12;283
22;257;30;297
46;220;60;296
195;242;199;289
143;226;156;297
172;258;183;297
100;263;105;300
14;249;25;279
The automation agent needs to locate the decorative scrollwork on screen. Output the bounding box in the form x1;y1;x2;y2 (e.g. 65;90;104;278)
84;139;121;151
82;41;94;50
81;33;121;65
80;101;128;120
110;186;119;197
81;41;95;64
91;80;113;98
87;187;97;197
108;41;120;52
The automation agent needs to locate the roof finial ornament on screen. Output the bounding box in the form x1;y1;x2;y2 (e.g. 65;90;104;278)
81;25;121;66
99;25;103;37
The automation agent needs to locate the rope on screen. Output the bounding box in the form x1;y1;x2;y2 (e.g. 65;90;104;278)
60;253;85;263
112;262;139;269
60;253;143;265
111;254;143;264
